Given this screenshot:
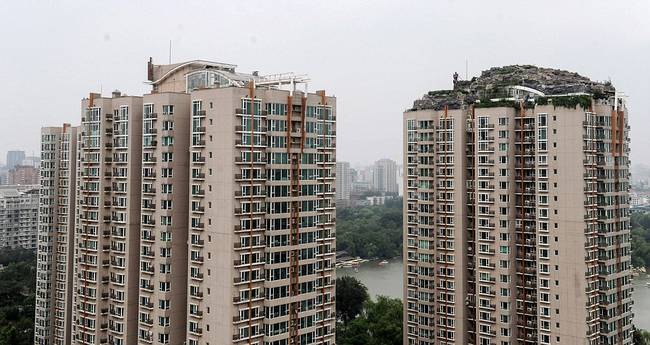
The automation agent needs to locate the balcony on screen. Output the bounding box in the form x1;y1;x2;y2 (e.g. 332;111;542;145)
141;302;154;310
142;234;155;241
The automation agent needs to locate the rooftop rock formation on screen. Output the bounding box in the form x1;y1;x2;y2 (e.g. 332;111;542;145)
411;65;615;111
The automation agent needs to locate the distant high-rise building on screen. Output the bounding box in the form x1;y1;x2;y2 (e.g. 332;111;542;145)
35;59;337;345
396;164;404;197
336;161;352;201
0;185;39;249
35;124;78;345
372;158;398;194
403;66;633;345
0;170;8;185
8;165;39;185
22;155;41;168
357;165;373;183
6;150;26;170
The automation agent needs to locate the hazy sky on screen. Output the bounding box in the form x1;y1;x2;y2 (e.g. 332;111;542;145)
0;0;648;166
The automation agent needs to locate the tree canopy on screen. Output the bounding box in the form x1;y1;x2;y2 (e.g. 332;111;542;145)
0;248;36;345
337;295;403;345
634;326;650;345
336;198;403;259
336;277;402;345
631;212;650;268
336;276;369;323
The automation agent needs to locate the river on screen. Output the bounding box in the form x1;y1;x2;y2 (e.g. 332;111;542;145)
338;259;650;330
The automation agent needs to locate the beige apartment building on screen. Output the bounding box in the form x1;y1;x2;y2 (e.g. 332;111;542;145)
74;93;144;345
35;59;336;345
403;66;633;345
35;124;78;345
8;164;40;185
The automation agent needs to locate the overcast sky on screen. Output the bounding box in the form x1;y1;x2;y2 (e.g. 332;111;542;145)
0;0;648;167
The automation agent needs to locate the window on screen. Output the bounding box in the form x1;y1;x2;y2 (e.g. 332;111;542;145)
158;316;170;326
158;299;170;310
162;105;174;115
161;168;173;178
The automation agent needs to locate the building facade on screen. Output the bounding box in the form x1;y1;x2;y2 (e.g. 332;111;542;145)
35;124;78;345
180;73;336;345
35;59;336;345
137;91;191;345
7;150;26;170
74;93;144;345
336;161;351;202
0;185;39;249
403;66;633;345
373;158;398;194
8;164;40;185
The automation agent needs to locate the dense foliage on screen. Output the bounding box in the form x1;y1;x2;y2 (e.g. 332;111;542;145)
631;212;650;269
335;277;402;345
0;248;36;345
336;199;402;259
336;276;369;324
634;327;650;345
536;95;592;109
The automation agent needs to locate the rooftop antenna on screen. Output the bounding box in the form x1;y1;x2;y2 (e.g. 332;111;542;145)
169;40;172;64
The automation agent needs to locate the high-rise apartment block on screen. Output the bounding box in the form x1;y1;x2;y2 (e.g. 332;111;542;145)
8;164;40;185
35;59;336;345
373;158;398;194
336;161;351;202
36;124;79;345
75;93;144;345
7;150;26;170
403;66;632;345
0;184;39;249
